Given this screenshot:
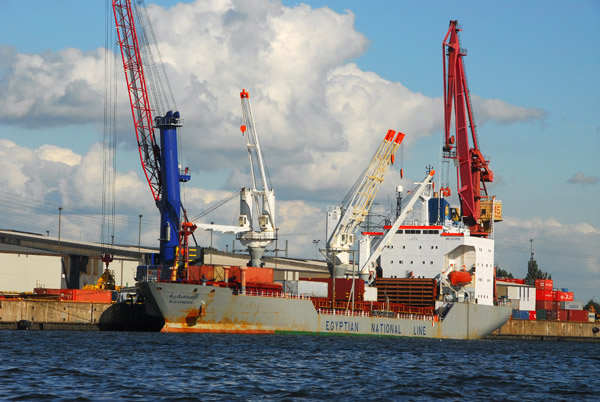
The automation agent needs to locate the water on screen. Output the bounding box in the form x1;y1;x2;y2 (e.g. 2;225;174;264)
0;331;598;401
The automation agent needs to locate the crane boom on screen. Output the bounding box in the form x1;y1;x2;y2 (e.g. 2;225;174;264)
443;20;494;237
326;130;404;277
113;0;189;266
113;0;161;202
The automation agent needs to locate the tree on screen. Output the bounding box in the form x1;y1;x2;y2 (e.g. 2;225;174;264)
584;299;600;316
496;267;514;279
525;258;551;280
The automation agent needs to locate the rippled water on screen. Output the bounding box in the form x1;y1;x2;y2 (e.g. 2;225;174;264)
1;331;598;401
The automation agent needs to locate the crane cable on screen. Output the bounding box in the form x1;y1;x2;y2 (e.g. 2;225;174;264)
131;0;189;216
101;0;118;260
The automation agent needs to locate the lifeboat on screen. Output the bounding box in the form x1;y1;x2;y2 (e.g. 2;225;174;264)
449;270;472;286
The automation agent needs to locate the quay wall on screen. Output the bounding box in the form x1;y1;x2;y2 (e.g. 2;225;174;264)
0;299;111;330
488;319;600;342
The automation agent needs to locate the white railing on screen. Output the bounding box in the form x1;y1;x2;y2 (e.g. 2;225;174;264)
316;308;436;322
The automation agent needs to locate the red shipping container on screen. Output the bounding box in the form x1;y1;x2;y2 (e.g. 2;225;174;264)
567;310;589;322
59;289;74;301
556;310;568;321
529;311;537;320
536;300;557;310
34;288;63;295
535;279;553;289
301;278;365;301
536;289;553;301
72;289;112;303
554;291;575;302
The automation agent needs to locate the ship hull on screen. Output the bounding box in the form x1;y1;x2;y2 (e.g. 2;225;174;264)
139;282;511;339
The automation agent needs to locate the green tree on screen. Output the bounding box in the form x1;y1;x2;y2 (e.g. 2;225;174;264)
584;299;600;315
496;267;514;279
525;258;551;280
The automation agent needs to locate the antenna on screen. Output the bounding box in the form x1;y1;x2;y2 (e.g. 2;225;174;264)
530;239;535;261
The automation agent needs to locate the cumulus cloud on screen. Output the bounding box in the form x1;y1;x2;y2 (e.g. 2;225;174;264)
0;48;107;127
0;0;544;201
495;215;599;301
35;144;82;166
567;172;599;185
470;95;545;125
0;0;550;259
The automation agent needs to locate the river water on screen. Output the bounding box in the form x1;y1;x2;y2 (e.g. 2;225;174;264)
0;331;598;401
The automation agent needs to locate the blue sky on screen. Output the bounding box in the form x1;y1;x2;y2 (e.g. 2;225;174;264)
0;0;598;302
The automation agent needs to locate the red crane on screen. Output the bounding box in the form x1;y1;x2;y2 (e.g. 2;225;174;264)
112;0;162;202
112;0;193;271
442;20;494;237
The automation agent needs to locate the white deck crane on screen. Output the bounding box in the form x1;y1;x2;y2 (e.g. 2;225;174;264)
359;170;436;280
325;130;405;278
194;89;275;267
236;89;276;267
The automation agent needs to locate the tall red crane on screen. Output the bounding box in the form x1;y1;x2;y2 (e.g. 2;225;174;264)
112;0;162;202
113;0;192;270
442;20;495;237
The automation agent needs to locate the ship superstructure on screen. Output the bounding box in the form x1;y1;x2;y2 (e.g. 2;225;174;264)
366;178;498;306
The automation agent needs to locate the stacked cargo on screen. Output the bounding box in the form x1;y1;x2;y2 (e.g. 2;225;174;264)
531;280;589;322
374;278;437;307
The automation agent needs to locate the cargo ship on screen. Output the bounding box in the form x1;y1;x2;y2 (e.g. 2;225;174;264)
111;10;511;339
133;175;511;339
136;278;510;339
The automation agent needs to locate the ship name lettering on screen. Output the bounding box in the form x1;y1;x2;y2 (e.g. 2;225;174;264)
167;293;199;305
370;322;402;335
413;325;427;336
325;320;358;332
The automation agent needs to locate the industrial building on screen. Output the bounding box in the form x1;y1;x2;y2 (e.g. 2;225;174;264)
0;229;154;293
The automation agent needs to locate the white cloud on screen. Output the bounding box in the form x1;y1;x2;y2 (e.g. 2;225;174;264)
0;48;106;127
495;215;599;302
0;0;551;263
471;95;545;125
567;172;599;185
35;144;81;166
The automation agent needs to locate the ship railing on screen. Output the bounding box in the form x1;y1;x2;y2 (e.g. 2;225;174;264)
242;290;312;300
316;308;437;322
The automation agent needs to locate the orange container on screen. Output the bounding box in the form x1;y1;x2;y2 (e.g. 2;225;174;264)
227;266;273;284
72;289;112;303
187;265;214;282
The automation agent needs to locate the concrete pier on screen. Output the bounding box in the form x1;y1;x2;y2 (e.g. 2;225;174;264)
0;299;111;330
487;319;600;342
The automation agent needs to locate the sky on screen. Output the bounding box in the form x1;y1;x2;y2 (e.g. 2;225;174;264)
0;0;598;302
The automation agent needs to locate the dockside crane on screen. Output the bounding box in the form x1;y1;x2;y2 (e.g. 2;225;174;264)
442;20;501;237
193;89;275;268
237;89;277;267
112;0;193;276
325;130;404;278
